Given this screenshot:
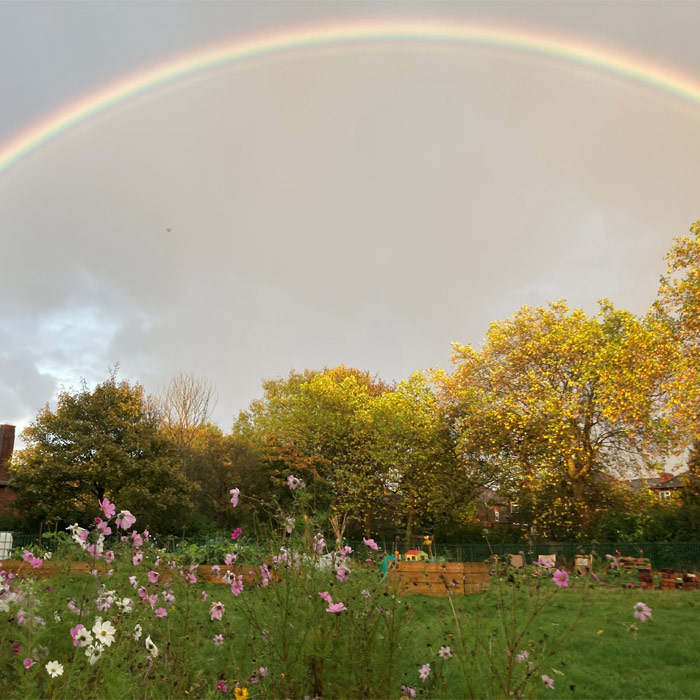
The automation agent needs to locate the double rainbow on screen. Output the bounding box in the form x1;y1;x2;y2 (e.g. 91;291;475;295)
1;19;699;176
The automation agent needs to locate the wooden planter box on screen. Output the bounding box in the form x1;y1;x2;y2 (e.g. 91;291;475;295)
387;561;490;597
0;560;112;579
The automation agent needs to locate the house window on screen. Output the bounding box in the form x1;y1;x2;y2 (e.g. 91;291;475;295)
510;502;520;514
494;509;500;522
658;490;672;501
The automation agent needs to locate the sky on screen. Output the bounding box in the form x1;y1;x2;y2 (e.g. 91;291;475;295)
1;1;699;440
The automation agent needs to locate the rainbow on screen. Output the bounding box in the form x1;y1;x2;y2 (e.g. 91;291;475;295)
2;19;700;176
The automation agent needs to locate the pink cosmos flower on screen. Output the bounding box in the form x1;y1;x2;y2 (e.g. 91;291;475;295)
515;650;529;663
213;634;224;647
419;663;431;681
155;608;167;618
633;602;652;623
542;675;555;690
211;565;220;576
104;551;115;564
552;569;569;588
287;474;305;490
94;518;112;536
210;601;225;621
336;566;350;582
231;528;242;541
131;531;143;549
147;571;160;584
229;488;240;507
312;533;325;555
225;553;237;566
363;537;379;551
163;589;175;605
438;645;452;659
128;575;138;589
326;602;347;614
70;624;86;646
201;590;208;602
23;658;35;670
230;575;244;596
259;667;268;678
138;586;148;599
537;555;554;569
319;591;333;604
99;498;116;519
216;680;228;693
148;594;158;609
12;642;21;654
260;564;273;588
132;552;143;566
142;529;149;541
116;510;136;530
186;572;197;584
591;572;599;582
340;545;353;557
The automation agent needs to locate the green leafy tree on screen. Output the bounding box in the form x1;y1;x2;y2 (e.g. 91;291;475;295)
9;371;194;532
655;219;700;435
434;301;681;537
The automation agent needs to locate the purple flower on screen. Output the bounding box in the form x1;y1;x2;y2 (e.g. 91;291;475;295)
210;601;225;621
336;566;350;582
99;498;116;519
515;650;529;663
116;510;136;530
363;537;379;551
326;602;347;614
419;663;431;681
213;634;224;647
155;607;167;618
23;658;35;670
633;601;652;622
542;675;555;690
229;488;240;507
231;528;242;541
552;569;569;588
318;591;333;604
401;686;416;698
287;474;305;490
438;645;452;659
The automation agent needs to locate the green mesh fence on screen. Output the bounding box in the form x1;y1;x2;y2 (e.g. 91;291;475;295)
5;532;700;569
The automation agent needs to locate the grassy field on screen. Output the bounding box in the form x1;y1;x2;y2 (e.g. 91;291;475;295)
2;549;699;699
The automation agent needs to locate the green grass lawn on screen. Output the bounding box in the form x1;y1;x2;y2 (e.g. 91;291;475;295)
398;585;700;699
3;555;700;699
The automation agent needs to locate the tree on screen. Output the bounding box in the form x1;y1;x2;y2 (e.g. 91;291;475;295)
434;301;681;537
236;366;394;533
9;371;194;532
158;372;217;452
371;372;474;540
655;219;700;434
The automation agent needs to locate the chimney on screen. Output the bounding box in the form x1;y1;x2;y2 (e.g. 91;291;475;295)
0;425;15;480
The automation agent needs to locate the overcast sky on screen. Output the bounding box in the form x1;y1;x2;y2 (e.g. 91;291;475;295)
1;1;699;440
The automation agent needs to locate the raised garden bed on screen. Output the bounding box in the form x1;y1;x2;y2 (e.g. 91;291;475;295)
387;561;489;596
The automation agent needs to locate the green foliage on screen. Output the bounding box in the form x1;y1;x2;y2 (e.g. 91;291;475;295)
434;301;681;538
8;370;194;533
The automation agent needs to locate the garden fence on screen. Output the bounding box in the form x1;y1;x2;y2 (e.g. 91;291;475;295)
8;532;700;570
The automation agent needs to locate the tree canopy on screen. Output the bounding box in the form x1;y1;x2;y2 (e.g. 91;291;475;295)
9;371;194;532
433;300;681;537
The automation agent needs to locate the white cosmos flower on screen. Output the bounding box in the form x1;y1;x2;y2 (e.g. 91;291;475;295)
92;619;116;646
45;660;64;678
133;623;143;641
145;635;158;658
85;643;103;665
76;627;94;647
